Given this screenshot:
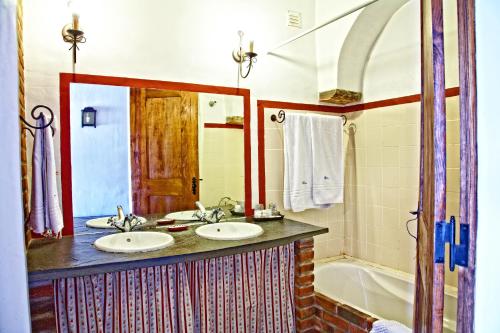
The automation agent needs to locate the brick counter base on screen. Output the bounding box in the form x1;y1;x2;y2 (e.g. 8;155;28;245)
315;292;377;333
29;280;56;332
294;238;316;333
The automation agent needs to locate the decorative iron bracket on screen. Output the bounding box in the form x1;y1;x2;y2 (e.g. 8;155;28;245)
434;216;469;271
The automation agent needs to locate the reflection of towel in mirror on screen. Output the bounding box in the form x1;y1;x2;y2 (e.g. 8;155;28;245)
369;320;412;333
28;115;63;238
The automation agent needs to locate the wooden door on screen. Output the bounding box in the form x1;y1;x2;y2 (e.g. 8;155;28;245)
130;88;199;215
414;0;447;331
456;0;477;331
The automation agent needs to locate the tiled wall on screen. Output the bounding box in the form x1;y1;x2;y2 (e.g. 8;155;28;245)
264;108;346;259
199;128;245;206
263;97;460;286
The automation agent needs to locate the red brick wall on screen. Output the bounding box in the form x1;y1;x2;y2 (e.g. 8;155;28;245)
29;280;56;332
315;292;377;333
294;238;317;333
293;238;379;333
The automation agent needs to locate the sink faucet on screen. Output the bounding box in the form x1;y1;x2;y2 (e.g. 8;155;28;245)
194;201;225;223
108;205;143;232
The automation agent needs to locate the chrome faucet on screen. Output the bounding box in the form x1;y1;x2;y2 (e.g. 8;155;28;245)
194;201;225;223
107;205;143;232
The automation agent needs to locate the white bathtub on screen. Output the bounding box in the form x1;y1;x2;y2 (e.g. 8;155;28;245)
314;258;457;333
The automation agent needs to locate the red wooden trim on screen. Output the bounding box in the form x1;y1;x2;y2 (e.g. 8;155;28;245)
204;123;244;129
243;90;252;216
59;73;253;234
59;73;249;96
257;101;266;206
60;74;73;236
257;87;459;206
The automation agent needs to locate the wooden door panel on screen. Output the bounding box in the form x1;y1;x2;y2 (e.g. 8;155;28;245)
414;0;447;331
131;88;199;215
146;97;182;179
149;196;181;215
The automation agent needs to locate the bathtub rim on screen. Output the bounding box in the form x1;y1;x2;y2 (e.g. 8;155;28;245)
314;255;458;297
313;256;458;331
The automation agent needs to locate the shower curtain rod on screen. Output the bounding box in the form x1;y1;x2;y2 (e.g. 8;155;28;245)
266;0;380;54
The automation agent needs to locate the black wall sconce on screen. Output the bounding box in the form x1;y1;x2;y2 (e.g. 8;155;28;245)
62;0;85;66
232;31;258;79
81;107;97;128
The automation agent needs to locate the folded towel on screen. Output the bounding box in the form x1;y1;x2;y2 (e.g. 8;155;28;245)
310;114;344;205
28;115;63;238
283;113;327;212
370;320;412;333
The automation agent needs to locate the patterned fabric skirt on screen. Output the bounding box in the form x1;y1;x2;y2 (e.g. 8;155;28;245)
54;244;295;333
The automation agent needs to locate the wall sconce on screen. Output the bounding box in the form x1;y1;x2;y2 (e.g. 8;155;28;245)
232;31;258;79
81;107;97;128
62;0;85;65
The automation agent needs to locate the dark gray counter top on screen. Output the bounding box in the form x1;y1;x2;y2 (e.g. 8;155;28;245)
27;219;327;282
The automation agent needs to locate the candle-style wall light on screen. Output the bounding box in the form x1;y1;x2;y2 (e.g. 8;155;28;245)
62;0;85;65
232;31;258;79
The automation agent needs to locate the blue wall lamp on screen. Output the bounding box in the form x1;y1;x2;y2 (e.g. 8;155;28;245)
81;107;97;128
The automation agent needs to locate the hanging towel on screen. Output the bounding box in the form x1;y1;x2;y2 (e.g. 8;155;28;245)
369;320;412;333
310;114;344;205
283;113;327;212
28;115;64;238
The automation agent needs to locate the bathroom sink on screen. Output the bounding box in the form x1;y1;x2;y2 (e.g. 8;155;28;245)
86;216;147;229
195;222;263;241
94;231;174;253
165;210;212;221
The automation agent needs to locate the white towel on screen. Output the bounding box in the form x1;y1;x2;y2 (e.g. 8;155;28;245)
310;114;344;205
28;115;64;238
283;114;328;212
370;320;412;333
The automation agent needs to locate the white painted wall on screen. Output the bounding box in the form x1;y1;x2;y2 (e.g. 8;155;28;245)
24;0;319;209
315;0;365;92
70;84;131;216
316;0;459;102
475;1;500;330
0;0;31;331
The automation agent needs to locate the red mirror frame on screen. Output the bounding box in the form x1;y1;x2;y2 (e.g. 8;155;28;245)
59;73;252;236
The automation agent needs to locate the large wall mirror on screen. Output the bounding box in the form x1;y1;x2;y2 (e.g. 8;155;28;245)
59;74;251;235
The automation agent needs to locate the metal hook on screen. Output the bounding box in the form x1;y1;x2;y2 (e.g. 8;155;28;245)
270;109;286;123
20;105;55;137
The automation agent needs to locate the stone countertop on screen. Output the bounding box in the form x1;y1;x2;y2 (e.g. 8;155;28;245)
27;219;327;282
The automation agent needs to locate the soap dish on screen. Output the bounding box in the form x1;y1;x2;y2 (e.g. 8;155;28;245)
230;209;245;217
252;214;284;222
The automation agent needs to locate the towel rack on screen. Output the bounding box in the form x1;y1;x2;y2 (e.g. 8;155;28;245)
20;105;55;137
270;110;348;126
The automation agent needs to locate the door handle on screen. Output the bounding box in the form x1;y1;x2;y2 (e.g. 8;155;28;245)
192;177;197;195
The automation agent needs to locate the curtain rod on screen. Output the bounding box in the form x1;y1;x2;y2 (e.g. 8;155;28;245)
266;0;380;55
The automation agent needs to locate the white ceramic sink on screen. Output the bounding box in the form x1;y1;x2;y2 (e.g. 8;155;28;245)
164;210;212;221
86;216;147;229
94;231;174;253
195;222;263;241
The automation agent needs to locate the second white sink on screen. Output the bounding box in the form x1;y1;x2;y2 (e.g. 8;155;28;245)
86;216;147;229
165;210;212;221
195;222;263;241
94;231;174;253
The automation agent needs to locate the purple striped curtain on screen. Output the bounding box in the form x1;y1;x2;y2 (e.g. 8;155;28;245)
54;244;295;333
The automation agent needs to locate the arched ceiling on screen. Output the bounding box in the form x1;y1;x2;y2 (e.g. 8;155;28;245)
337;0;410;93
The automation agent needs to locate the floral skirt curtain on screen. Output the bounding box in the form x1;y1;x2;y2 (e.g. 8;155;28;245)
54;244;295;333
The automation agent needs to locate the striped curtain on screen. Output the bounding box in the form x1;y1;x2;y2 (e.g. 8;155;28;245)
54;244;295;333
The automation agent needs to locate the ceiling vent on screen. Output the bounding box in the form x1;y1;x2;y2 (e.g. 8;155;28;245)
287;10;302;28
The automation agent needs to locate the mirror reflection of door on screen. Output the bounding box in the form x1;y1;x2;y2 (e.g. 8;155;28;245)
69;83;245;223
130;89;199;215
